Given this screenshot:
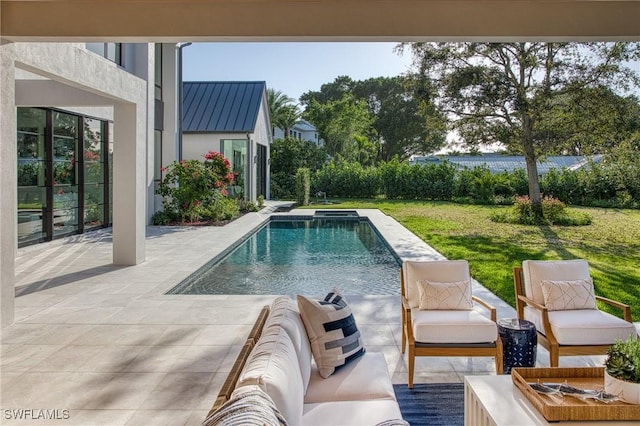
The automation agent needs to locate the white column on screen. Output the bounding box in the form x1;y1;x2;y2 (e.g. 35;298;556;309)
113;101;146;265
0;44;17;327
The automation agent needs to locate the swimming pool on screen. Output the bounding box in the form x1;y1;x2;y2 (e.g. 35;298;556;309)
167;215;401;295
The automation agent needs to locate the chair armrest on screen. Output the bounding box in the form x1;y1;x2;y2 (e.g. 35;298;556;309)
516;295;558;345
401;296;415;344
472;295;496;322
596;296;633;322
402;296;411;312
516;294;546;312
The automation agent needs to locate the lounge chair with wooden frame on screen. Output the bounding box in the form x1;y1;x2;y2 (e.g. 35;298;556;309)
401;260;503;388
513;259;636;368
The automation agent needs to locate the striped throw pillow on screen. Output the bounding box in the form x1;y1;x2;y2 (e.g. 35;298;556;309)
297;289;365;379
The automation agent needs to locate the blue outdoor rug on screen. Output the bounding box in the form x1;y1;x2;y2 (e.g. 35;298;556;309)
393;383;464;426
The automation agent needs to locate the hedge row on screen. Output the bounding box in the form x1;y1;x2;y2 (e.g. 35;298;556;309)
307;158;640;208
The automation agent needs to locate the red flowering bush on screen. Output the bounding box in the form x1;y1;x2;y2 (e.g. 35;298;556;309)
155;151;236;223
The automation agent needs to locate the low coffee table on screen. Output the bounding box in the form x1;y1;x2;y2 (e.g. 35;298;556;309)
464;375;636;426
497;318;536;374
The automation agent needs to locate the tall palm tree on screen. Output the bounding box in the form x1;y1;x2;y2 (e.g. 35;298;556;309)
267;88;300;138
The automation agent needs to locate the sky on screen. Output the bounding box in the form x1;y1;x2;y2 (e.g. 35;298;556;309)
182;42;414;102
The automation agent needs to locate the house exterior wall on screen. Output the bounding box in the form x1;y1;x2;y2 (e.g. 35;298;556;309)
274;122;321;147
253;94;272;199
1;41;157;326
182;96;271;201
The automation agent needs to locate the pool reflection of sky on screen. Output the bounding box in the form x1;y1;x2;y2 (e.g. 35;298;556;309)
168;219;400;296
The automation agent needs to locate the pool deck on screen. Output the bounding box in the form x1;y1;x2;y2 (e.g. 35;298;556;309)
1;203;617;425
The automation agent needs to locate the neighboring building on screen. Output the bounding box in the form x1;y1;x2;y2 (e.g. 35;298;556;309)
182;81;272;201
409;154;603;175
273;119;324;147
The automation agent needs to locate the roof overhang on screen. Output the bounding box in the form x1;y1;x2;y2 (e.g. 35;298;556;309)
1;1;639;42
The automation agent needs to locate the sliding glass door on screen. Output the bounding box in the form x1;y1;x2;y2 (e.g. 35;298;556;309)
222;139;248;199
17;107;110;247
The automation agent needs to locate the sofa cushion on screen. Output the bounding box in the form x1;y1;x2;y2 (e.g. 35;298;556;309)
265;297;313;393
540;278;597;311
417;279;473;310
236;326;304;425
302;400;403;426
412;309;497;343
522;259;591;306
403;260;470;309
202;385;288;426
297;289;365;379
523;306;637;345
304;352;396;404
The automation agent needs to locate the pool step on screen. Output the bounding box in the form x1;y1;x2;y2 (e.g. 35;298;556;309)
313;210;359;218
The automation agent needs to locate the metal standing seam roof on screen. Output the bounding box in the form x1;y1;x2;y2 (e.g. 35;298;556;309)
182;81;266;133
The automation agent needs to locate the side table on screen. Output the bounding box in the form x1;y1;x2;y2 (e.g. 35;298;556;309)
497;318;536;374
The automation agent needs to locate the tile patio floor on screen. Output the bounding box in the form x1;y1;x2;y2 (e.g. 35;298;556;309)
0;203;616;425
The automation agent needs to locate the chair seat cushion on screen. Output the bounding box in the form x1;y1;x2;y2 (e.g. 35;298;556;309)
524;306;637;345
304;352;396;404
411;309;497;343
302;400;403;426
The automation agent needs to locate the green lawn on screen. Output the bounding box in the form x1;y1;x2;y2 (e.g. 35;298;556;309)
302;200;640;320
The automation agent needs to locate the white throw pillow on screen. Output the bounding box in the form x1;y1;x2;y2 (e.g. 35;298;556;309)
540;278;597;311
416;279;473;310
296;289;365;379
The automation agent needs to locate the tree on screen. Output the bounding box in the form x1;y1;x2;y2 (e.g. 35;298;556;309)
403;42;640;221
354;76;446;161
303;95;377;164
267;88;300;137
270;137;327;199
536;87;640;155
301;75;447;161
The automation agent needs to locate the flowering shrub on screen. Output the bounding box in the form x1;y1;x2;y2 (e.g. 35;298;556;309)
156;151;235;223
491;194;592;226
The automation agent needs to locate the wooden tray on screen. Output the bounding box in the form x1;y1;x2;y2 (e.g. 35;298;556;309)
511;367;640;421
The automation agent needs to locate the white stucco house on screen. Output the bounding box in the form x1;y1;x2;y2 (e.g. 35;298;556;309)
273;119;324;147
0;42;188;326
182;81;271;201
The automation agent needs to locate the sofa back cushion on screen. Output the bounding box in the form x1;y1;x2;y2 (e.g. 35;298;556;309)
237;326;304;425
403;260;470;309
264;297;313;393
522;259;591;306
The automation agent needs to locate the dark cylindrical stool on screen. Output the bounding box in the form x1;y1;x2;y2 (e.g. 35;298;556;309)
497;318;537;374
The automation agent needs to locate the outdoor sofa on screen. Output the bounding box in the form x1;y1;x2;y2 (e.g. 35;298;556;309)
202;295;405;425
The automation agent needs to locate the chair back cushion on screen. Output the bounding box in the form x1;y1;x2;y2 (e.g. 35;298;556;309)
522;259;591;306
403;260;470;309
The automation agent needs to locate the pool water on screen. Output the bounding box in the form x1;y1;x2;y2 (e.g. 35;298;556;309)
167;218;401;295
